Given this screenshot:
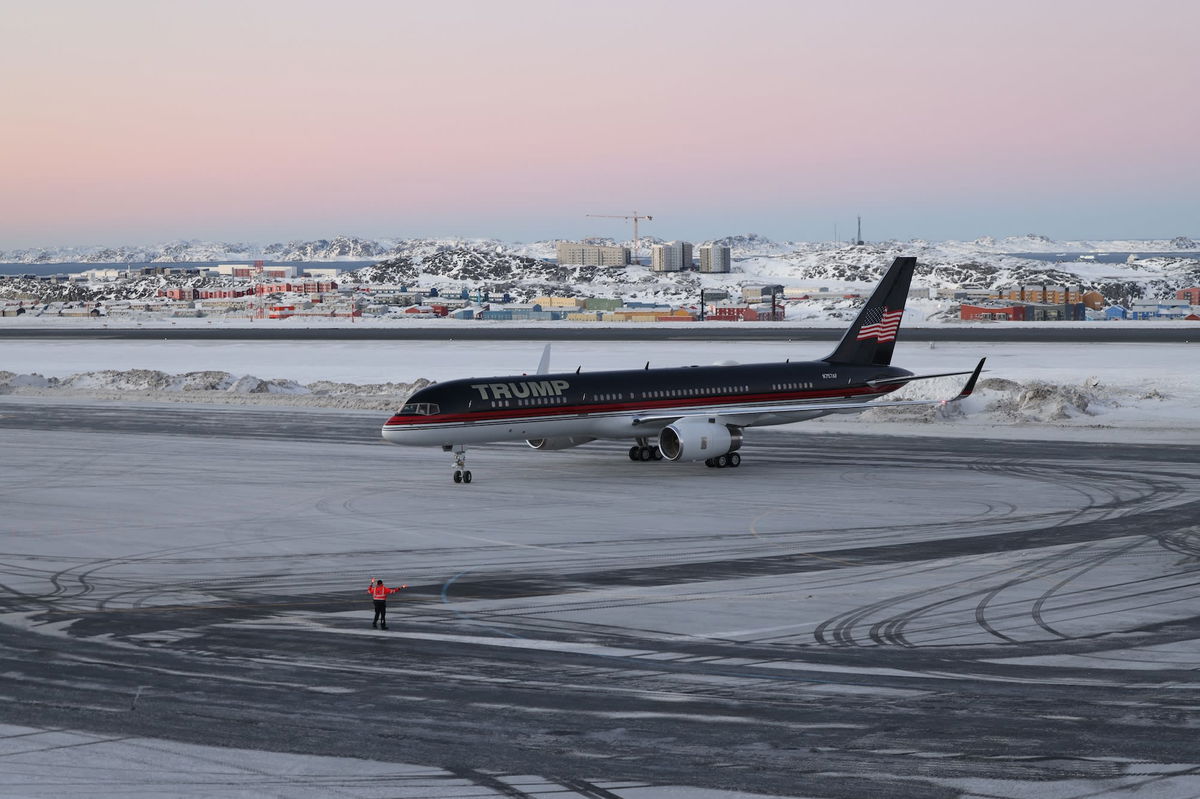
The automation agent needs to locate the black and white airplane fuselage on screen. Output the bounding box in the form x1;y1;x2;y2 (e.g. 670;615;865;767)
383;361;911;447
382;257;984;482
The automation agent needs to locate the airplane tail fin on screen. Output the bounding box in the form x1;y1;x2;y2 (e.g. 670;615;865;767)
824;256;916;366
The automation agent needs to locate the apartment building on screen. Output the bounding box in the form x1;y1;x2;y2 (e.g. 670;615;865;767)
698;244;731;273
555;243;631;267
650;241;693;272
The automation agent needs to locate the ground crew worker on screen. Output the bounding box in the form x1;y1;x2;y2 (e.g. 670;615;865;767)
367;578;407;629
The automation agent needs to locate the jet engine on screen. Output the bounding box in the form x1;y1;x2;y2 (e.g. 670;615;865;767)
526;436;596;451
657;419;743;462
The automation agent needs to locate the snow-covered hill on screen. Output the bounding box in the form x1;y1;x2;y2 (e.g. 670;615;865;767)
5;232;1197;266
3;235;1199;308
345;241;1200;308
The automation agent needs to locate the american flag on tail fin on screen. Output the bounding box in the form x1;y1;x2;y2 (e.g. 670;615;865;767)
856;306;904;342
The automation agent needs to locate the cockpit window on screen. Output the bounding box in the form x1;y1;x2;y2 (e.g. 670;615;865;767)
398;402;440;416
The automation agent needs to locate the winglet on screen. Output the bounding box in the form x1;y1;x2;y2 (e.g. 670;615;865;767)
536;344;551;375
949;358;986;402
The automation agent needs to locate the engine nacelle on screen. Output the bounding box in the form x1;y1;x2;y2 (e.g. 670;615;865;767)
526;436;596;451
657;419;743;462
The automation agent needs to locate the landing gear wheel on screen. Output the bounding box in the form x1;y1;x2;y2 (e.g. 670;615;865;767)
704;458;716;468
639;446;652;461
651;447;663;461
715;454;729;468
450;445;470;483
728;452;741;468
629;446;641;462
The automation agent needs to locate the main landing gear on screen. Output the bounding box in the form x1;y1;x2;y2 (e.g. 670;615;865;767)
445;445;472;484
705;452;741;469
628;438;663;462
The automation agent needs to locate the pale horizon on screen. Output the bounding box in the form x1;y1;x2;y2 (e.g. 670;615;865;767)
3;0;1197;248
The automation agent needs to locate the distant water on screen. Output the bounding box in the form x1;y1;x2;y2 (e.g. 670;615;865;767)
1008;251;1200;264
0;260;378;277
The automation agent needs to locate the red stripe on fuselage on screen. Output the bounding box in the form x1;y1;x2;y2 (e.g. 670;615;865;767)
383;384;898;427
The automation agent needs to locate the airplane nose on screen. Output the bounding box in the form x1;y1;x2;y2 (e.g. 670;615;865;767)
381;417;405;443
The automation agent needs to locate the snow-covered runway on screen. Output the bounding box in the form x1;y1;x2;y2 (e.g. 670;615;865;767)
2;399;1198;797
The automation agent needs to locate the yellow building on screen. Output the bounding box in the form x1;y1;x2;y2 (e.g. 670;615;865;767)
997;285;1084;304
532;295;584;308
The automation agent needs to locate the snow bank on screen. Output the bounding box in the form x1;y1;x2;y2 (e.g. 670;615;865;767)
0;369;432;410
858;373;1143;425
0;365;1188;437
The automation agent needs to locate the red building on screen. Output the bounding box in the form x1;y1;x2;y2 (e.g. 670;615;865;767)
403;304;450;317
1177;287;1200;305
197;287;251;299
961;303;1026;321
254;280;338;295
707;306;757;321
705;305;785;321
159;286;252;300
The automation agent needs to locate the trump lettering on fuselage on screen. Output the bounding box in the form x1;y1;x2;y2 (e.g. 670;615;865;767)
470;380;570;400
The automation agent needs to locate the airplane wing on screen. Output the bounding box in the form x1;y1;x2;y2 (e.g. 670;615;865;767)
633;358;985;427
536;344;552;375
866;366;985;387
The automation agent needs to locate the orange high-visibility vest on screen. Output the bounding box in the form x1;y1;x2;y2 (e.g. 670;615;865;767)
368;584;400;600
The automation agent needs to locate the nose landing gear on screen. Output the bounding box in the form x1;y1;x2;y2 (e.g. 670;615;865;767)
447;445;472;484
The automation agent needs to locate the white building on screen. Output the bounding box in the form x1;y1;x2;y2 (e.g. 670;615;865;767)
698;244;731;273
206;264;298;279
1129;299;1190;320
650;241;693;272
556;242;631;267
302;267;342;280
77;268;126;281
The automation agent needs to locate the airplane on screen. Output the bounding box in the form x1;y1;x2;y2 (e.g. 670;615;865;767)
381;256;984;483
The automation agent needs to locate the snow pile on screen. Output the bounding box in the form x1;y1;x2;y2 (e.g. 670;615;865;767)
224;374;308;394
59;369;191;392
852;373;1161;428
987;380;1101;422
0;371;52;388
0;369;433;409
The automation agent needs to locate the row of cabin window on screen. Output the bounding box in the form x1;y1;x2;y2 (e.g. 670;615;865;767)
771;382;814;391
641;385;750;400
488;396;568;408
489;386;775;409
593;386;753;402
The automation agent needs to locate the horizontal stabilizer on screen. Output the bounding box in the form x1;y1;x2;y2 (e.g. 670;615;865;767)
867;365;987;387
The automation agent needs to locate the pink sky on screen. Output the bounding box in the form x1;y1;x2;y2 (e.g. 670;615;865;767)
1;0;1197;247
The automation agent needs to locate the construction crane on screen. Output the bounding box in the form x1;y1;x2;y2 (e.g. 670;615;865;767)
586;211;654;265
